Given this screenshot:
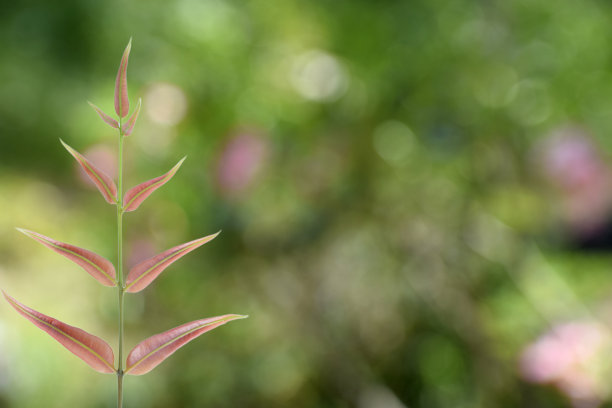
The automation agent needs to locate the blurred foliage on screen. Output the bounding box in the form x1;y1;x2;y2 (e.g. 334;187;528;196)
3;0;612;407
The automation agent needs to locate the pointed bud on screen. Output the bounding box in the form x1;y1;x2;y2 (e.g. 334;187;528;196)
114;38;132;118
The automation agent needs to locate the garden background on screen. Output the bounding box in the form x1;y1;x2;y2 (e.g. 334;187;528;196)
2;0;612;407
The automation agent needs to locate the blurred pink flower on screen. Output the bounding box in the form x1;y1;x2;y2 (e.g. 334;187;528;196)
536;126;612;239
543;132;604;192
215;132;267;198
520;321;611;407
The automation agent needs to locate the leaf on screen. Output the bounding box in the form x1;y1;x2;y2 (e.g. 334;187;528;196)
88;102;119;129
125;232;220;293
17;228;116;287
115;38;132;118
61;139;118;204
125;314;247;375
3;292;116;374
122;98;141;136
123;157;186;212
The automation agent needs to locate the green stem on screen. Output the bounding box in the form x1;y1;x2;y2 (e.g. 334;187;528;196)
117;372;124;408
117;122;125;408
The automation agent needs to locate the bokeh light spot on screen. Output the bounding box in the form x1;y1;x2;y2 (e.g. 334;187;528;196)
508;80;552;125
290;50;348;102
373;120;415;166
144;82;188;126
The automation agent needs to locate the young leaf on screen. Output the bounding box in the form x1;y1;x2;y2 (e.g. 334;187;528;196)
125;232;220;293
88;102;119;129
115;38;132;118
3;292;116;374
123;157;186;212
17;228;116;287
125;314;247;375
122;98;141;136
60;139;118;204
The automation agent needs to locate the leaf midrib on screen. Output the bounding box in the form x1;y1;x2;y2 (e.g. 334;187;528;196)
36;235;115;285
11;299;115;372
124;169;174;210
125;240;203;290
80;157;115;201
126;318;231;373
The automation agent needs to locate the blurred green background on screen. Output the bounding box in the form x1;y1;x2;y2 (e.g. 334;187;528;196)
4;0;612;407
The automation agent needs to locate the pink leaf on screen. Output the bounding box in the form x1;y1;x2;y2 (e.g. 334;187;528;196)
115;38;132;118
88;102;119;128
125;232;220;293
61;139;118;204
3;292;116;374
17;228;116;287
122;98;141;136
125;314;247;375
123;157;186;212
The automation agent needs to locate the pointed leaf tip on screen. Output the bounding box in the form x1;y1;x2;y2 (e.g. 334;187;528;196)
125;231;220;293
60;140;118;204
114;39;132;117
122;98;141;136
125;314;246;375
123;157;186;212
3;292;115;374
88;102;119;129
17;228;116;286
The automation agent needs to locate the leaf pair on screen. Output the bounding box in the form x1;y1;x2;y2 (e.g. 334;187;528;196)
17;228;219;291
3;292;245;375
89;39;140;134
89;99;141;136
61;139;184;210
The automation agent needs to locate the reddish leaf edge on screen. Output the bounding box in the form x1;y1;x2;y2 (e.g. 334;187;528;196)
88;101;119;128
16;227;117;286
125;314;248;375
123;156;186;212
124;231;221;293
2;291;116;374
60;139;118;204
122;98;141;136
115;38;132;118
